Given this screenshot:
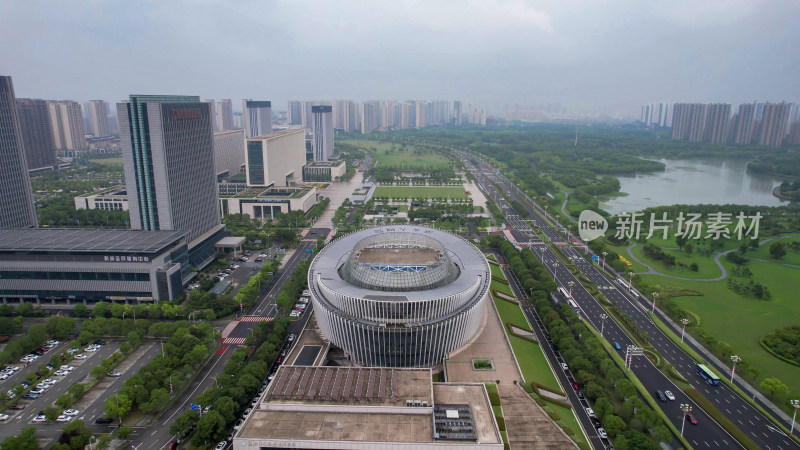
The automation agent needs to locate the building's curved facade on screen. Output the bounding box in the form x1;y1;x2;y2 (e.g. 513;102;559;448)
309;226;490;367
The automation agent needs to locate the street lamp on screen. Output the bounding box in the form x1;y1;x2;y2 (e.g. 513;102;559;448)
600;314;608;335
567;280;575;297
212;376;220;389
651;292;659;313
730;355;741;383
790;400;800;435
680;404;693;437
680;318;690;342
628;271;635;293
601;251;608;269
552;262;560;286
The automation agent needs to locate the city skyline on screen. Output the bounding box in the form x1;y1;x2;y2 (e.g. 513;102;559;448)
2;1;798;117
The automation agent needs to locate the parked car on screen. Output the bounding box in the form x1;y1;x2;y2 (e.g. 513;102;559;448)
576;390;584;399
654;390;667;402
74;354;88;359
64;409;80;416
0;414;9;421
95;417;113;424
108;371;122;377
585;407;595;417
23;393;39;400
589;417;601;428
216;442;227;450
570;381;580;390
560;362;569;371
597;427;608;439
664;390;676;401
288;334;295;342
32;415;47;422
10;404;25;410
56;414;73;422
234;419;244;430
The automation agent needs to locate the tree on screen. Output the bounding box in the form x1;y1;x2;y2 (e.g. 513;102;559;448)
1;427;40;449
91;366;107;379
72;303;88;318
593;397;613;421
212;396;238;424
602;413;627;437
615;379;636;400
144;388;169;414
170;410;200;436
60;420;92;449
117;426;133;439
652;425;671;443
68;383;85;400
44;405;61;421
192;410;226;446
105;394;132;424
770;242;786;259
56;393;73;409
127;331;141;348
760;378;790;400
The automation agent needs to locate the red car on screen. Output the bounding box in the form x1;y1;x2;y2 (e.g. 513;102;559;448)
571;381;580;390
686;413;698;425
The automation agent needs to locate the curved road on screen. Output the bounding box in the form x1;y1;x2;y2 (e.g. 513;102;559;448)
626;234;800;281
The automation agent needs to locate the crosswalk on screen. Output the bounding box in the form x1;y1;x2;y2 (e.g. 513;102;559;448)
221;337;247;345
238;316;273;322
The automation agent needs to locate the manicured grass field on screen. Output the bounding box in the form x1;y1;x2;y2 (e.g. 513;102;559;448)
629;244;724;279
643;256;800;396
490;290;587;447
340;139;452;170
490;264;505;279
88;157;124;167
373;186;468;199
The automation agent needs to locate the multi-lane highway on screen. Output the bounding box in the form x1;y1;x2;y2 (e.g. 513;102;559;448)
463;153;799;450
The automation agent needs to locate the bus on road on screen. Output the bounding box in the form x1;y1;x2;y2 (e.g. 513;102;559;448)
696;364;720;385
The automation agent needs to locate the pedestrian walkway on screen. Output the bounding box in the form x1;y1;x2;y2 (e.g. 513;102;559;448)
220;321;238;339
221;337;247;345
238;316;273;322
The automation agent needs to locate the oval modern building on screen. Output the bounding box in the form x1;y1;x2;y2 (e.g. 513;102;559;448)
308;226;490;367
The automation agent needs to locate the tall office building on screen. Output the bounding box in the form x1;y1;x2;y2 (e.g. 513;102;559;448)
214;129;246;179
47;100;86;154
288;100;303;126
311;105;333;161
245;129;305;187
86;100;110;137
453;100;462;125
118;95;220;246
702;103;731;144
788;121;800;146
242;100;272;138
0;76;37;229
731;103;756;145
640;102;671;127
16;98;56;170
361;100;381;134
759;102;791;147
215;99;234;131
333;100;357;132
203;99;218;132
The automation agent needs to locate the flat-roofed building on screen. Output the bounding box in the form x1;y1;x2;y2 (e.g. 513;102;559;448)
311;105;334;161
219;186;317;220
0;228;191;305
246;129;305;187
74;186;129;211
234;365;502;449
303;160;347;182
242;100;272;138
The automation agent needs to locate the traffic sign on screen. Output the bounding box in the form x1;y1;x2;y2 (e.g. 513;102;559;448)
190;404;199;411
592;255;599;261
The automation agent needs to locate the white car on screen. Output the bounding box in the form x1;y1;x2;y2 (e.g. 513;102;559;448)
75;353;89;359
67;348;80;354
56;415;73;422
64;409;80;416
216;442;227;450
84;347;98;352
54;370;69;376
234;419;244;430
0;374;8;380
289;311;300;317
288;334;295;342
560;362;569;371
586;407;595;417
42;378;57;385
32;415;47;422
0;414;9;421
60;365;74;371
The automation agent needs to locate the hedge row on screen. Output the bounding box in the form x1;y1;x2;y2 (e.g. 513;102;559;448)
683;388;759;450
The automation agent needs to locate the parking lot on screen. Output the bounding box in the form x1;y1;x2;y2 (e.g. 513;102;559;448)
0;338;162;444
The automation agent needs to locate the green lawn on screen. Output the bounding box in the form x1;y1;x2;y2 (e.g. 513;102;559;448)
340;139;452;170
373;186;468;199
88;157;124;167
643;256;800;397
629;244;724;279
490;292;586;447
490;264;505;279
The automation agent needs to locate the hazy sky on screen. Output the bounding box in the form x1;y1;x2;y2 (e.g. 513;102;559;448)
1;0;798;117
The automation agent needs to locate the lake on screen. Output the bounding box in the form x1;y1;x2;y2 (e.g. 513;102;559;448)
601;158;793;215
